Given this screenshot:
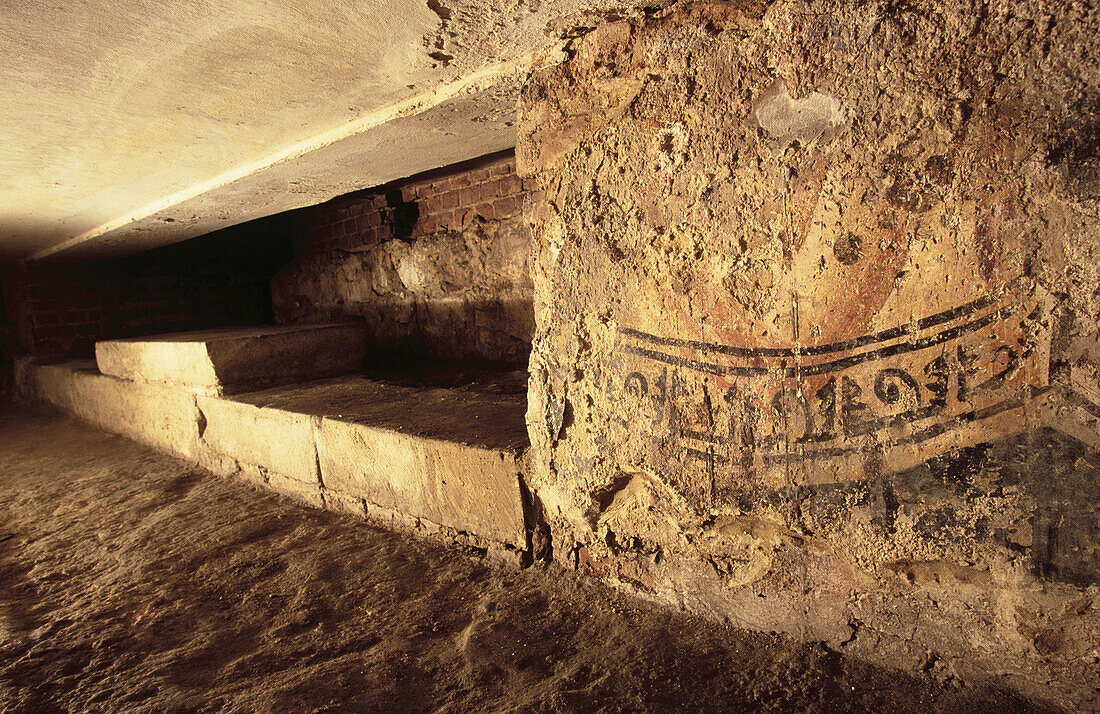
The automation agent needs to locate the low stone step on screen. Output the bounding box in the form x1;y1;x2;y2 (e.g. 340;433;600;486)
14;359;202;460
17;357;531;553
198;364;530;547
94;324;367;394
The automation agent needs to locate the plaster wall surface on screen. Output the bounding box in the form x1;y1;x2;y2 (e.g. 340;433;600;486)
517;2;1100;708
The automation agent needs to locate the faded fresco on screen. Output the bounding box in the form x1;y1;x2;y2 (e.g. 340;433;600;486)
518;1;1100;707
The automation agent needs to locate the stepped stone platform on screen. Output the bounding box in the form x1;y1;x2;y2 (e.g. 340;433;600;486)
15;352;531;555
95;323;368;394
198;364;530;547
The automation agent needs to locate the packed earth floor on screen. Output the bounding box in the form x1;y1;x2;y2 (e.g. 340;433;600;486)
0;403;1066;713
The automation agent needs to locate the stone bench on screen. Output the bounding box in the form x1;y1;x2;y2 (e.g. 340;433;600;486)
16;357;530;553
197;367;529;547
94;324;367;394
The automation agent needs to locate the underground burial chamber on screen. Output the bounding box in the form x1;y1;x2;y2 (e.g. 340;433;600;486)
9;2;1100;709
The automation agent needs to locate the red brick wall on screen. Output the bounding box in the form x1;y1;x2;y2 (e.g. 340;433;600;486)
292;151;533;256
5;217;294;359
1;150;532;364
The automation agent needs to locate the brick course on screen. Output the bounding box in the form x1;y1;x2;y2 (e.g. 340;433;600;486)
8;218;294;358
292;150;531;257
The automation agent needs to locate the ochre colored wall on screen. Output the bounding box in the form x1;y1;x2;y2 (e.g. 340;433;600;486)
517;2;1100;708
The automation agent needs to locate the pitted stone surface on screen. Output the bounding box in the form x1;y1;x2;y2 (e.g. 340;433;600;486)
272;216;534;364
95;324;367;394
517;2;1100;708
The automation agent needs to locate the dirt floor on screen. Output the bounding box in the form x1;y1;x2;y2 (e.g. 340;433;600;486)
0;403;1067;713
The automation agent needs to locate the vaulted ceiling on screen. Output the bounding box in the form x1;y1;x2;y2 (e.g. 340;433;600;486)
0;0;634;261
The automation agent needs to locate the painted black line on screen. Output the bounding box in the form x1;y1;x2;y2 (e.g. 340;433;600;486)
767;444;865;461
799;309;1008;375
624;308;1009;378
620;344;769;376
684;447;729;463
845;405;944;438
757;395;1024;463
901;394;1025;445
620;289;1008;359
1063;388;1100;419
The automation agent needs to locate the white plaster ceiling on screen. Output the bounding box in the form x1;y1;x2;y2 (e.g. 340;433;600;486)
0;0;638;261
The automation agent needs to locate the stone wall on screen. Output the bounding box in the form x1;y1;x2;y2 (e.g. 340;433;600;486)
272;152;536;365
517;2;1100;708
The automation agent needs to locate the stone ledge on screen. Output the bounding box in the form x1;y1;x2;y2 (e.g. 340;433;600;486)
218;368;530;548
95;323;367;395
15;357;530;553
16;358;201;460
317;418;526;547
195;395;320;486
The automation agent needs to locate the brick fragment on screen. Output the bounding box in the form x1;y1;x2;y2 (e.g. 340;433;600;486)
499;175;522;196
494;196;519;217
459;186;479;206
479;181;501;201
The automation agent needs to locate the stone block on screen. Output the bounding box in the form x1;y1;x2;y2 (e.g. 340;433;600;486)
95;323;367;394
18;359;200;459
15;358;83;413
268;472;325;509
198;366;528;546
196;395;319;485
316;418;527;548
323;489;367;519
73;370;201;460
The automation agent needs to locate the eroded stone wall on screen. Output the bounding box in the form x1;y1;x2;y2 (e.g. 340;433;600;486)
272;154;535;364
518;2;1100;707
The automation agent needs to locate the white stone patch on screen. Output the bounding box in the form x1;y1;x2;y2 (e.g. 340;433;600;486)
750;81;849;147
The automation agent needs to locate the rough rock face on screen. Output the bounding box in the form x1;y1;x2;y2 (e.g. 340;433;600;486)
271;216;533;364
518;1;1100;707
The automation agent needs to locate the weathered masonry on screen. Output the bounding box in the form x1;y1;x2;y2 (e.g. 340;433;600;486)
516;3;1100;708
5;1;1100;711
13;155;538;565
